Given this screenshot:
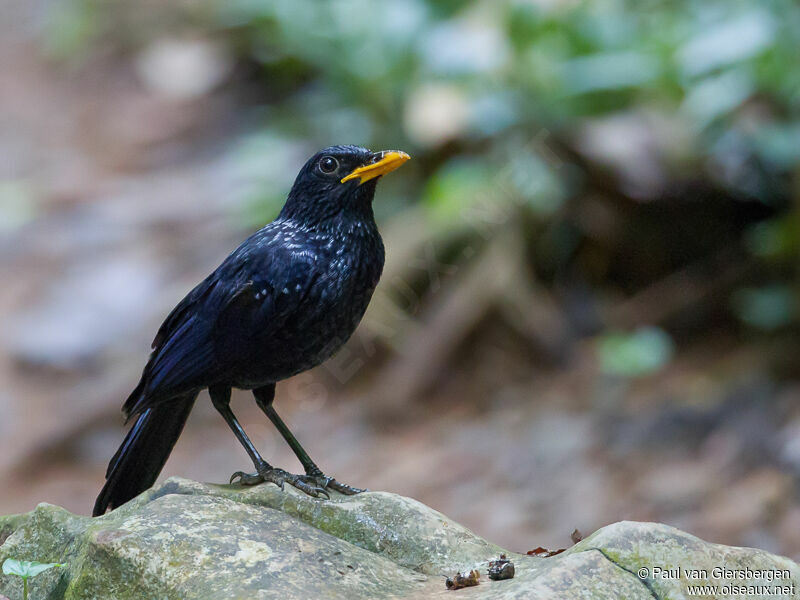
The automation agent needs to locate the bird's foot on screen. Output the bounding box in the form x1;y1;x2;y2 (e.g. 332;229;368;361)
229;466;366;497
229;467;331;499
299;469;366;496
228;470;268;486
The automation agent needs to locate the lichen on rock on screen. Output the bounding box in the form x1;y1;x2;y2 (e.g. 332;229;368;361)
0;477;797;599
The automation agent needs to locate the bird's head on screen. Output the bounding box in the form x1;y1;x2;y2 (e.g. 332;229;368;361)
281;145;410;226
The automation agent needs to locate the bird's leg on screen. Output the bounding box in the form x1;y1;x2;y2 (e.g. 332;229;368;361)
209;385;329;498
209;385;275;486
254;385;365;495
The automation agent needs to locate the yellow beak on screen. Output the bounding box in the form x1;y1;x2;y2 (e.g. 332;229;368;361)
341;150;411;185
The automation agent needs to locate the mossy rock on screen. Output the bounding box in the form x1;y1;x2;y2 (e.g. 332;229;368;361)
0;477;797;599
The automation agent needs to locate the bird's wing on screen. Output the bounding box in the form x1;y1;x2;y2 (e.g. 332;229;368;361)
211;257;321;356
123;274;229;417
124;239;319;417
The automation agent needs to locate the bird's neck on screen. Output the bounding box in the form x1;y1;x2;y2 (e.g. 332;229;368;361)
279;179;379;231
278;200;378;237
275;209;379;241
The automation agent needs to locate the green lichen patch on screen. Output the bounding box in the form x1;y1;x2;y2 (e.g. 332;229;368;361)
1;482;797;599
67;494;430;600
146;477;506;575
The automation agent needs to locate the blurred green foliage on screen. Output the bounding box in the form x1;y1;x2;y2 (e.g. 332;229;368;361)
46;0;800;377
598;327;675;377
217;0;800;195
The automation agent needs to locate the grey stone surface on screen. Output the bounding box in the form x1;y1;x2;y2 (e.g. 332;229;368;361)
0;477;797;599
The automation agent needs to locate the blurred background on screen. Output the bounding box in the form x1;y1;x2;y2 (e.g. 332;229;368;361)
1;0;799;559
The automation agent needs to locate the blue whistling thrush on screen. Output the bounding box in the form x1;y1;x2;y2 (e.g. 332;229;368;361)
94;145;410;516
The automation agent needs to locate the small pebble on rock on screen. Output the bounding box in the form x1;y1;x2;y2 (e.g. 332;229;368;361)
488;554;515;580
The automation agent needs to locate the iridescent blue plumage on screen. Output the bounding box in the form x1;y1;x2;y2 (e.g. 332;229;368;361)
95;145;406;515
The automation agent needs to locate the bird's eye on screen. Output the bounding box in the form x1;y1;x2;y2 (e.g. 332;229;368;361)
319;156;338;174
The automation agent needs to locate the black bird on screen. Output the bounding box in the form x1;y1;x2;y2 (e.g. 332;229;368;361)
93;145;410;516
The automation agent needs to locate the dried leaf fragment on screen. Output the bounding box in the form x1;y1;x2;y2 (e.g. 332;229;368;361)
446;569;480;590
526;546;565;558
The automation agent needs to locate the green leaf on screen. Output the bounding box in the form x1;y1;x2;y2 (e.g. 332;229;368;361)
560;51;660;95
422;158;496;225
731;286;796;331
597;327;674;378
745;217;800;258
2;558;64;579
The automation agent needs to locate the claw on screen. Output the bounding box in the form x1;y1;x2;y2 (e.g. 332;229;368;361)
299;473;364;496
228;466;363;499
326;478;366;495
292;477;326;498
229;469;270;487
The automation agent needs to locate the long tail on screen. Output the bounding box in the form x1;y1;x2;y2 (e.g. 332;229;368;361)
93;392;197;516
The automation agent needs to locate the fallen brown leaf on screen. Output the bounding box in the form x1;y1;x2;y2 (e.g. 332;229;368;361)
526;546;565;558
446;569;480;590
